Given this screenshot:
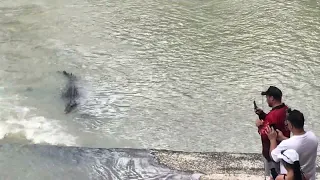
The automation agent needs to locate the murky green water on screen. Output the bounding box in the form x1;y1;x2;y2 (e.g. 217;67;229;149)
0;0;319;179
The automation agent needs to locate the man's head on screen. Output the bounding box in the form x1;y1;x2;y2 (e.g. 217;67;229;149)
286;108;304;132
261;86;282;107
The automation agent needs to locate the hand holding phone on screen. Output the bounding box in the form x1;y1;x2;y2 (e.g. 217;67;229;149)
254;100;261;114
253;100;266;120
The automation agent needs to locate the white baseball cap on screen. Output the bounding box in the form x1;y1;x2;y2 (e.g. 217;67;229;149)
277;149;299;164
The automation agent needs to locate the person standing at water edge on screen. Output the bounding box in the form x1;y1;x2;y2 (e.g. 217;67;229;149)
254;86;290;176
267;109;318;180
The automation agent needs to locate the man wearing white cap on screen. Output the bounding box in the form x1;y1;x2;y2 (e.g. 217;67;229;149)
267;109;318;180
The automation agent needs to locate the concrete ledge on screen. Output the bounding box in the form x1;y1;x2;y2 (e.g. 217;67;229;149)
0;144;318;179
199;174;265;180
152;149;320;179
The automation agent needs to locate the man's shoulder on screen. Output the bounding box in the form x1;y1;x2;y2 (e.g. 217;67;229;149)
267;104;287;115
306;131;319;141
282;131;318;145
306;130;316;136
278;135;302;147
265;105;287;123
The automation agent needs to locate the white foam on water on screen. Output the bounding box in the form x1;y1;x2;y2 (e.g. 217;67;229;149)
0;99;77;146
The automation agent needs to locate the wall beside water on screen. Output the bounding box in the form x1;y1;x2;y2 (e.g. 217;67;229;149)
0;144;319;179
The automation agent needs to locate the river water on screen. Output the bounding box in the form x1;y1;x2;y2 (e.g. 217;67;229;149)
0;0;319;179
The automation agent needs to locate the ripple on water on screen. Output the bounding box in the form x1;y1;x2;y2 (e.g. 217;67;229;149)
64;0;320;152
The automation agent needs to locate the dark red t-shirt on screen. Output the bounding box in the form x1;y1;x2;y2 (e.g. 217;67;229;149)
258;103;290;161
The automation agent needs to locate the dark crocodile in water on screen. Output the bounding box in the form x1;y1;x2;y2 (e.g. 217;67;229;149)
61;71;79;113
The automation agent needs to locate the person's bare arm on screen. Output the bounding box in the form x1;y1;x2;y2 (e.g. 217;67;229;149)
275;174;285;180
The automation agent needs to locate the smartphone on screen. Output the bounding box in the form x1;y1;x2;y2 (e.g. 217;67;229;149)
253;100;258;110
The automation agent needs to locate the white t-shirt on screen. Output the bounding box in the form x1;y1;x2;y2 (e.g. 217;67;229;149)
271;131;318;180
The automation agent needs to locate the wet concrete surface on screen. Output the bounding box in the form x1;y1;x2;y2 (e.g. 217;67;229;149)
152;149;320;179
0;144;319;179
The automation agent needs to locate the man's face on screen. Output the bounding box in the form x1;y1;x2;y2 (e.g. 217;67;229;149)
266;95;273;107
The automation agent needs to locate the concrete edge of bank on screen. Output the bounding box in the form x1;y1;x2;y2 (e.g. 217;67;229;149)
1;144;318;179
151;149;320;179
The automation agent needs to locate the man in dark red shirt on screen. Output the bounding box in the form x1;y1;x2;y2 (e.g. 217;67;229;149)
254;86;290;178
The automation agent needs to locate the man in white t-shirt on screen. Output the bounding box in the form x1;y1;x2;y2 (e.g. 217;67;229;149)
266;109;318;180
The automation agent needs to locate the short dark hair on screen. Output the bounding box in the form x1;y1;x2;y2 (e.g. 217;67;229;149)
281;160;304;180
287;108;304;129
